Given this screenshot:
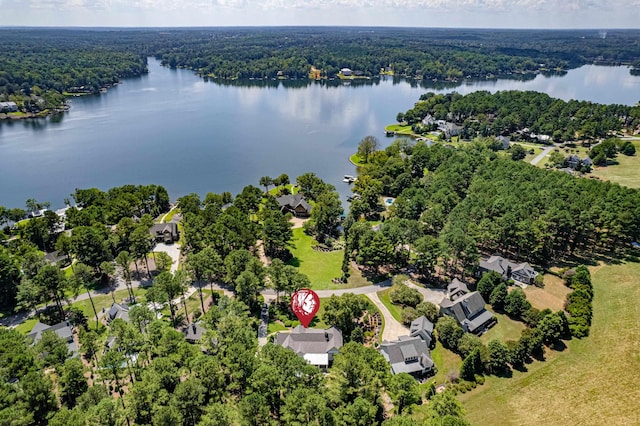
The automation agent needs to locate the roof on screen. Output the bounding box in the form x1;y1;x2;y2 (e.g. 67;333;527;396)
150;222;178;237
275;326;343;356
44;251;67;265
107;303;130;323
275;193;312;214
447;278;469;298
410;316;434;336
27;321;75;353
439;291;494;333
479;255;538;282
184;322;206;342
379;336;434;375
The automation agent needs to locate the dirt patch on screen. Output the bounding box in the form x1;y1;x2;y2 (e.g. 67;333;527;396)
289;217;309;229
524;274;571;311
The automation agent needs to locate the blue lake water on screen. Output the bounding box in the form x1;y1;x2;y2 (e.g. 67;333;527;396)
1;60;638;210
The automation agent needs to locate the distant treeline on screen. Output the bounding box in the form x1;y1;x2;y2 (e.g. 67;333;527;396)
400;91;640;141
2;27;640;113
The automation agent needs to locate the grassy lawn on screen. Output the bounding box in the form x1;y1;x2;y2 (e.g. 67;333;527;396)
377;288;404;323
459;261;640;425
184;289;212;316
479;308;526;344
72;287;148;321
15;318;38;334
430;344;462;385
267;321;288;335
287;228;345;290
349;153;366;166
384;124;414;135
523;146;543;163
160;207;180;223
592;141;640;188
268;184;298;196
524;274;571;312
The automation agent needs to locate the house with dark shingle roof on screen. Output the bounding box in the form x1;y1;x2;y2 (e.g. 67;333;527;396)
275;326;343;370
380;336;434;376
409;316;434;347
107;303;130;323
447;278;469;301
150;222;179;243
275;193;312;217
440;287;496;334
184;322;206;344
477;255;538;285
27;321;78;356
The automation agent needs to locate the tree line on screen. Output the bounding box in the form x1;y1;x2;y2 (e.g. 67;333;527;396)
399;90;640;141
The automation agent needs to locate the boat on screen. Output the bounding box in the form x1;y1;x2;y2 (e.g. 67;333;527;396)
343;175;356;183
385;130;395;137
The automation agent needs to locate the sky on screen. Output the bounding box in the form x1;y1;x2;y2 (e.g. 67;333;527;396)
0;0;638;28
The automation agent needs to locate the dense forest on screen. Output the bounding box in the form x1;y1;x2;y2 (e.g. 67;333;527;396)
399;91;640;141
343;138;640;277
2;27;640;114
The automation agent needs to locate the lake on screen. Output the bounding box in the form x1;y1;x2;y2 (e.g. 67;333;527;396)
1;60;638;210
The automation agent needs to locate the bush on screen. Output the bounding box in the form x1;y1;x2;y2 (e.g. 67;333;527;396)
564;265;593;338
476;271;502;299
389;283;423;308
415;301;439;323
504;288;531;319
401;307;418;325
436;316;464;351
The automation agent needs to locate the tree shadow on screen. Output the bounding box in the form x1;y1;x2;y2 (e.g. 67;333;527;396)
287;257;301;267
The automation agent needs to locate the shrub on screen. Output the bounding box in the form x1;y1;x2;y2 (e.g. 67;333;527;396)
389;283;423;308
436;316;464;351
401;307;418;325
504;288;531;319
415;301;439;323
476;271;502;299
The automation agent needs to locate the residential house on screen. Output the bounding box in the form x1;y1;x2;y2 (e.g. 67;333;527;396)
27;321;78;355
184;322;206;344
149;222;179;243
447;278;469;301
379;336;434;376
275;326;343;370
107;303;131;323
44;251;68;265
340;68;353;77
439;282;496;334
409;316;434;347
0;101;18;113
477;255;539;285
566;155;593;171
497;136;511;150
276;193;312;217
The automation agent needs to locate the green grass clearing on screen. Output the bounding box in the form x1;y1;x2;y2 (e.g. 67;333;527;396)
377;288;404;323
384;124;414;135
592;141;640;188
429;344;463;386
349;153;366;166
459;261;640;425
15;318;38;334
479;308;526;344
287;228;345;290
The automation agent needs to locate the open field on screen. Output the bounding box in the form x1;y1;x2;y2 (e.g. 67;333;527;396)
591;141;640;188
524;274;571;312
287;228;346;290
480;308;526;344
459;261;640;426
349;153;366;166
384;124;414;135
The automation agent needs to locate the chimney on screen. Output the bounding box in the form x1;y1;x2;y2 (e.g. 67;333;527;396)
324;331;329;341
192;324;197;334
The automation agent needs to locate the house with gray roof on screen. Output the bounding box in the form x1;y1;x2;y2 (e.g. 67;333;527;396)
447;278;469;301
184;322;207;344
439;288;496;334
27;321;78;356
497;136;511;150
380;336;434;376
409;316;434;347
275;326;343;370
276;193;312;217
107;303;130;323
150;222;179;243
0;101;18;113
477;255;539;285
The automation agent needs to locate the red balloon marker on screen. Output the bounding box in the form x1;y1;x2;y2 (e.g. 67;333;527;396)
291;288;320;328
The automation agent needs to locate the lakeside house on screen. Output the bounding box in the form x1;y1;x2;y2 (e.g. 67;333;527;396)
149;222;179;243
439;280;496;334
477;255;539;285
275;326;343;371
379;316;435;376
184;322;207;344
497;135;511;149
0;101;18;113
340;68;353;76
276;193;312;217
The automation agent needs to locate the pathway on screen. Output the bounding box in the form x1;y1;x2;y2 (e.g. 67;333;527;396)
530;145;554;166
365;291;407;342
406;280;446;305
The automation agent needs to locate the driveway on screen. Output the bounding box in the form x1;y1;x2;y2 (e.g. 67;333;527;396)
530;145;554;166
365;292;408;342
406;281;446;305
154;242;181;272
